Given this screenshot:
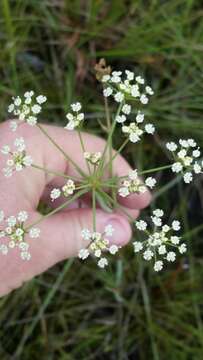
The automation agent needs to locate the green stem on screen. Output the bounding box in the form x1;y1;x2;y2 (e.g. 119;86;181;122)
37;123;86;178
138;164;172;176
99;189;134;222
31;164;80;181
97;102;123;177
104;137;129;172
78;129;91;174
104;95;112;176
92;189;96;231
25;188;88;230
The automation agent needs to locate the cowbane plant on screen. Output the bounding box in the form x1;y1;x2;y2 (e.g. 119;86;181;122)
1;61;202;271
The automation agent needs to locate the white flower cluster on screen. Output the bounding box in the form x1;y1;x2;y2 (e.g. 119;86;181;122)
121;118;155;143
8;91;47;130
102;70;154;105
50;179;76;201
84;152;102;165
0;210;40;260
166;139;202;183
118;170;156;197
133;209;187;271
102;70;155;143
1;138;33;177
64;102;84;130
78;224;119;268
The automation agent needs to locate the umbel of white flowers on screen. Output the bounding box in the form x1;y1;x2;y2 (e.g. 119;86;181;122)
0;210;40;261
3;66;202;270
133;209;186;271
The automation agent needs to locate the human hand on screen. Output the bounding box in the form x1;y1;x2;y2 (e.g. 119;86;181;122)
0;121;151;296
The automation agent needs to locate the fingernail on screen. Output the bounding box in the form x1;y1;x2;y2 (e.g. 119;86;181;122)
105;215;132;246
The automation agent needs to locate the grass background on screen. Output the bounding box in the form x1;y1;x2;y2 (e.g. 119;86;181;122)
0;0;203;359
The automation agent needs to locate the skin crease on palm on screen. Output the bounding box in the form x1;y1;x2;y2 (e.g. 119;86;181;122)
0;120;151;297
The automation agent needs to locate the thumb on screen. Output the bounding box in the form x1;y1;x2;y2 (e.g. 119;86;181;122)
0;209;132;296
39;208;132;263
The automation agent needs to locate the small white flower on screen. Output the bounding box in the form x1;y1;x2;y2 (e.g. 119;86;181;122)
122;123;143;143
183;172;193;183
172;220;181;231
135;220;147;231
179;243;187;254
118;187;130;197
136;76;145;84
36;95;47;104
81;229;91;241
1;145;10;154
101;74;110;82
116;115;126;123
62;180;76;196
145;123;155;134
193;163;201;174
143;249;154;260
111;72;122;83
166;251;176;262
98;257;108;268
122;104;131;115
8;103;15;113
104;224;114;237
109;245;118;255
95;249;101;257
14;137;25;151
9;240;16;248
154;260;163;272
133;241;143;252
29;227;40;238
145;86;154;95
171;236;180;245
65;105;84;130
158;245;166;255
24;91;34;98
153;209;164;218
136;111;144;123
78;248;89;260
18;211;28;222
162;225;170;233
145;177;156;189
19;242;29;251
172;162;183;173
32;104;41;114
27;116;37;126
151;216;162;227
125;70;134;81
103;87;113;97
10;121;18;131
131;84;140;97
192;149;200;158
0;245;8;255
23;155;33;167
71;102;82;112
166;142;178;152
50;188;61;201
21;252;31;261
129;169;138;180
140;94;148;104
14;96;22;106
114;92;124;103
187;139;196;147
7;216;17;227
